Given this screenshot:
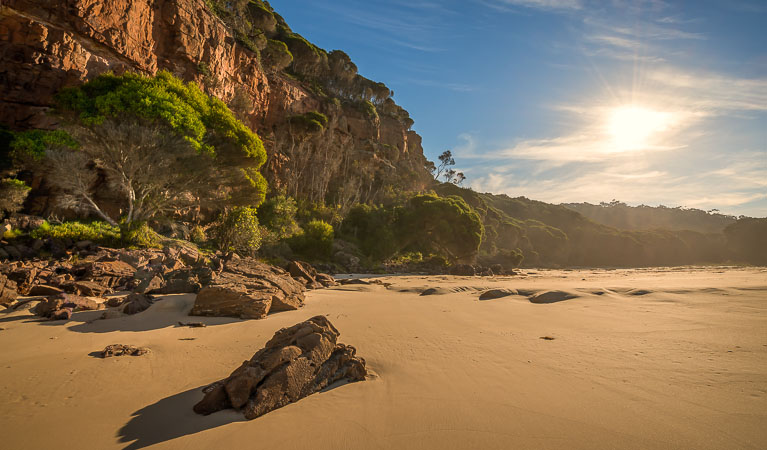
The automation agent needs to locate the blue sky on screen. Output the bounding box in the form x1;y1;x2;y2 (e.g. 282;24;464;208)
273;0;767;217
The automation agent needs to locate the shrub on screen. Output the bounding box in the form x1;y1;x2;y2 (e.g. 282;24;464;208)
289;219;334;260
257;194;300;239
216;207;262;255
189;225;207;244
3;228;23;240
262;39;293;71
31;221;122;246
0;178;31;218
120;221;162;248
288;111;328;133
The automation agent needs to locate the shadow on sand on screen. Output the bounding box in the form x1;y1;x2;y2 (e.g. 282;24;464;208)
117;385;244;450
2;295;242;333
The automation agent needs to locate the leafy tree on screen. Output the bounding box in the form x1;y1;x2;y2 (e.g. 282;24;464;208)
396;194;483;262
38;71;267;233
434;150;455;180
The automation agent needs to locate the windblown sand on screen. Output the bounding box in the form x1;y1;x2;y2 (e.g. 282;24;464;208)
1;267;766;450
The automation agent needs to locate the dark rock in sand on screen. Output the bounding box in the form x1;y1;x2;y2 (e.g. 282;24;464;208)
101;344;150;358
193;315;366;419
190;258;305;319
121;293;153;315
34;293;104;319
0;273;17;306
178;321;207;328
479;289;518;300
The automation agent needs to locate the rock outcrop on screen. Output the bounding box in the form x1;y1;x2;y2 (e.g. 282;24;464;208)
193;315;366;419
190;257;305;319
0;0;432;211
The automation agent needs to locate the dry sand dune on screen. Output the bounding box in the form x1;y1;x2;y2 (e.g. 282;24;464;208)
1;267;766;449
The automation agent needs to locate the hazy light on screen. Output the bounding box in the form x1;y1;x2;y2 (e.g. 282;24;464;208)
606;106;673;151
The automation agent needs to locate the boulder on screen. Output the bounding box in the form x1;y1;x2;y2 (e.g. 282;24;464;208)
71;280;112;297
191;286;274;320
287;260;317;283
193;316;366;419
0;274;17;306
28;284;64;296
190;258;305;319
34;293;104;319
314;273;338;287
101;344;149;358
121;293;153;315
135;274;165;294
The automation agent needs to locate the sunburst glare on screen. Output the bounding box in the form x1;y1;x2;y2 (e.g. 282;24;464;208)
606;106;674;151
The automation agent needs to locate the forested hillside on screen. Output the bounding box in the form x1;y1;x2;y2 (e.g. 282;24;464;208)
563;201;738;234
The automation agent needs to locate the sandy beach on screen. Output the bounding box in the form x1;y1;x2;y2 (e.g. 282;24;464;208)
1;266;766;450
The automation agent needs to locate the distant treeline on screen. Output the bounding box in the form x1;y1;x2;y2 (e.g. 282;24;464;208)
562;201;738;234
435;185;767;267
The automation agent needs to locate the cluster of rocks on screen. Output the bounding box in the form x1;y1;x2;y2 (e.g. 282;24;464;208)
0;244;337;321
194;315;367;419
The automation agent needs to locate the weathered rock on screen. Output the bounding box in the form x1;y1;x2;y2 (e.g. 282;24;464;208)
190;258;305;319
315;273;338;287
135;274;165;294
101;344;150;358
193;316;366;419
0;274;18;306
34;293;104;319
82;260;136;288
192;286;273;320
71;280;112;297
287;260;317;283
28;284;64;296
121;293;153;315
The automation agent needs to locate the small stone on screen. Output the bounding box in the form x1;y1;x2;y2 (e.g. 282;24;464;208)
100;344;149;358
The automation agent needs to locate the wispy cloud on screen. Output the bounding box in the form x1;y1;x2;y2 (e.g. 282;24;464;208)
477;0;582;13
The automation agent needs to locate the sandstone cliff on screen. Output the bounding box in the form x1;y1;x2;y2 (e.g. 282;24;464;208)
0;0;431;208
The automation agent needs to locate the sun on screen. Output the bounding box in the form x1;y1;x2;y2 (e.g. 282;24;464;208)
606;105;672;151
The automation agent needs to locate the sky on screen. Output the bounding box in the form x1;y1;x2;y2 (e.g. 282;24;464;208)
273;0;767;217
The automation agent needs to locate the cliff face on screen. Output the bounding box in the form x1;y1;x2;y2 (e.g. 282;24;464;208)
0;0;430;206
